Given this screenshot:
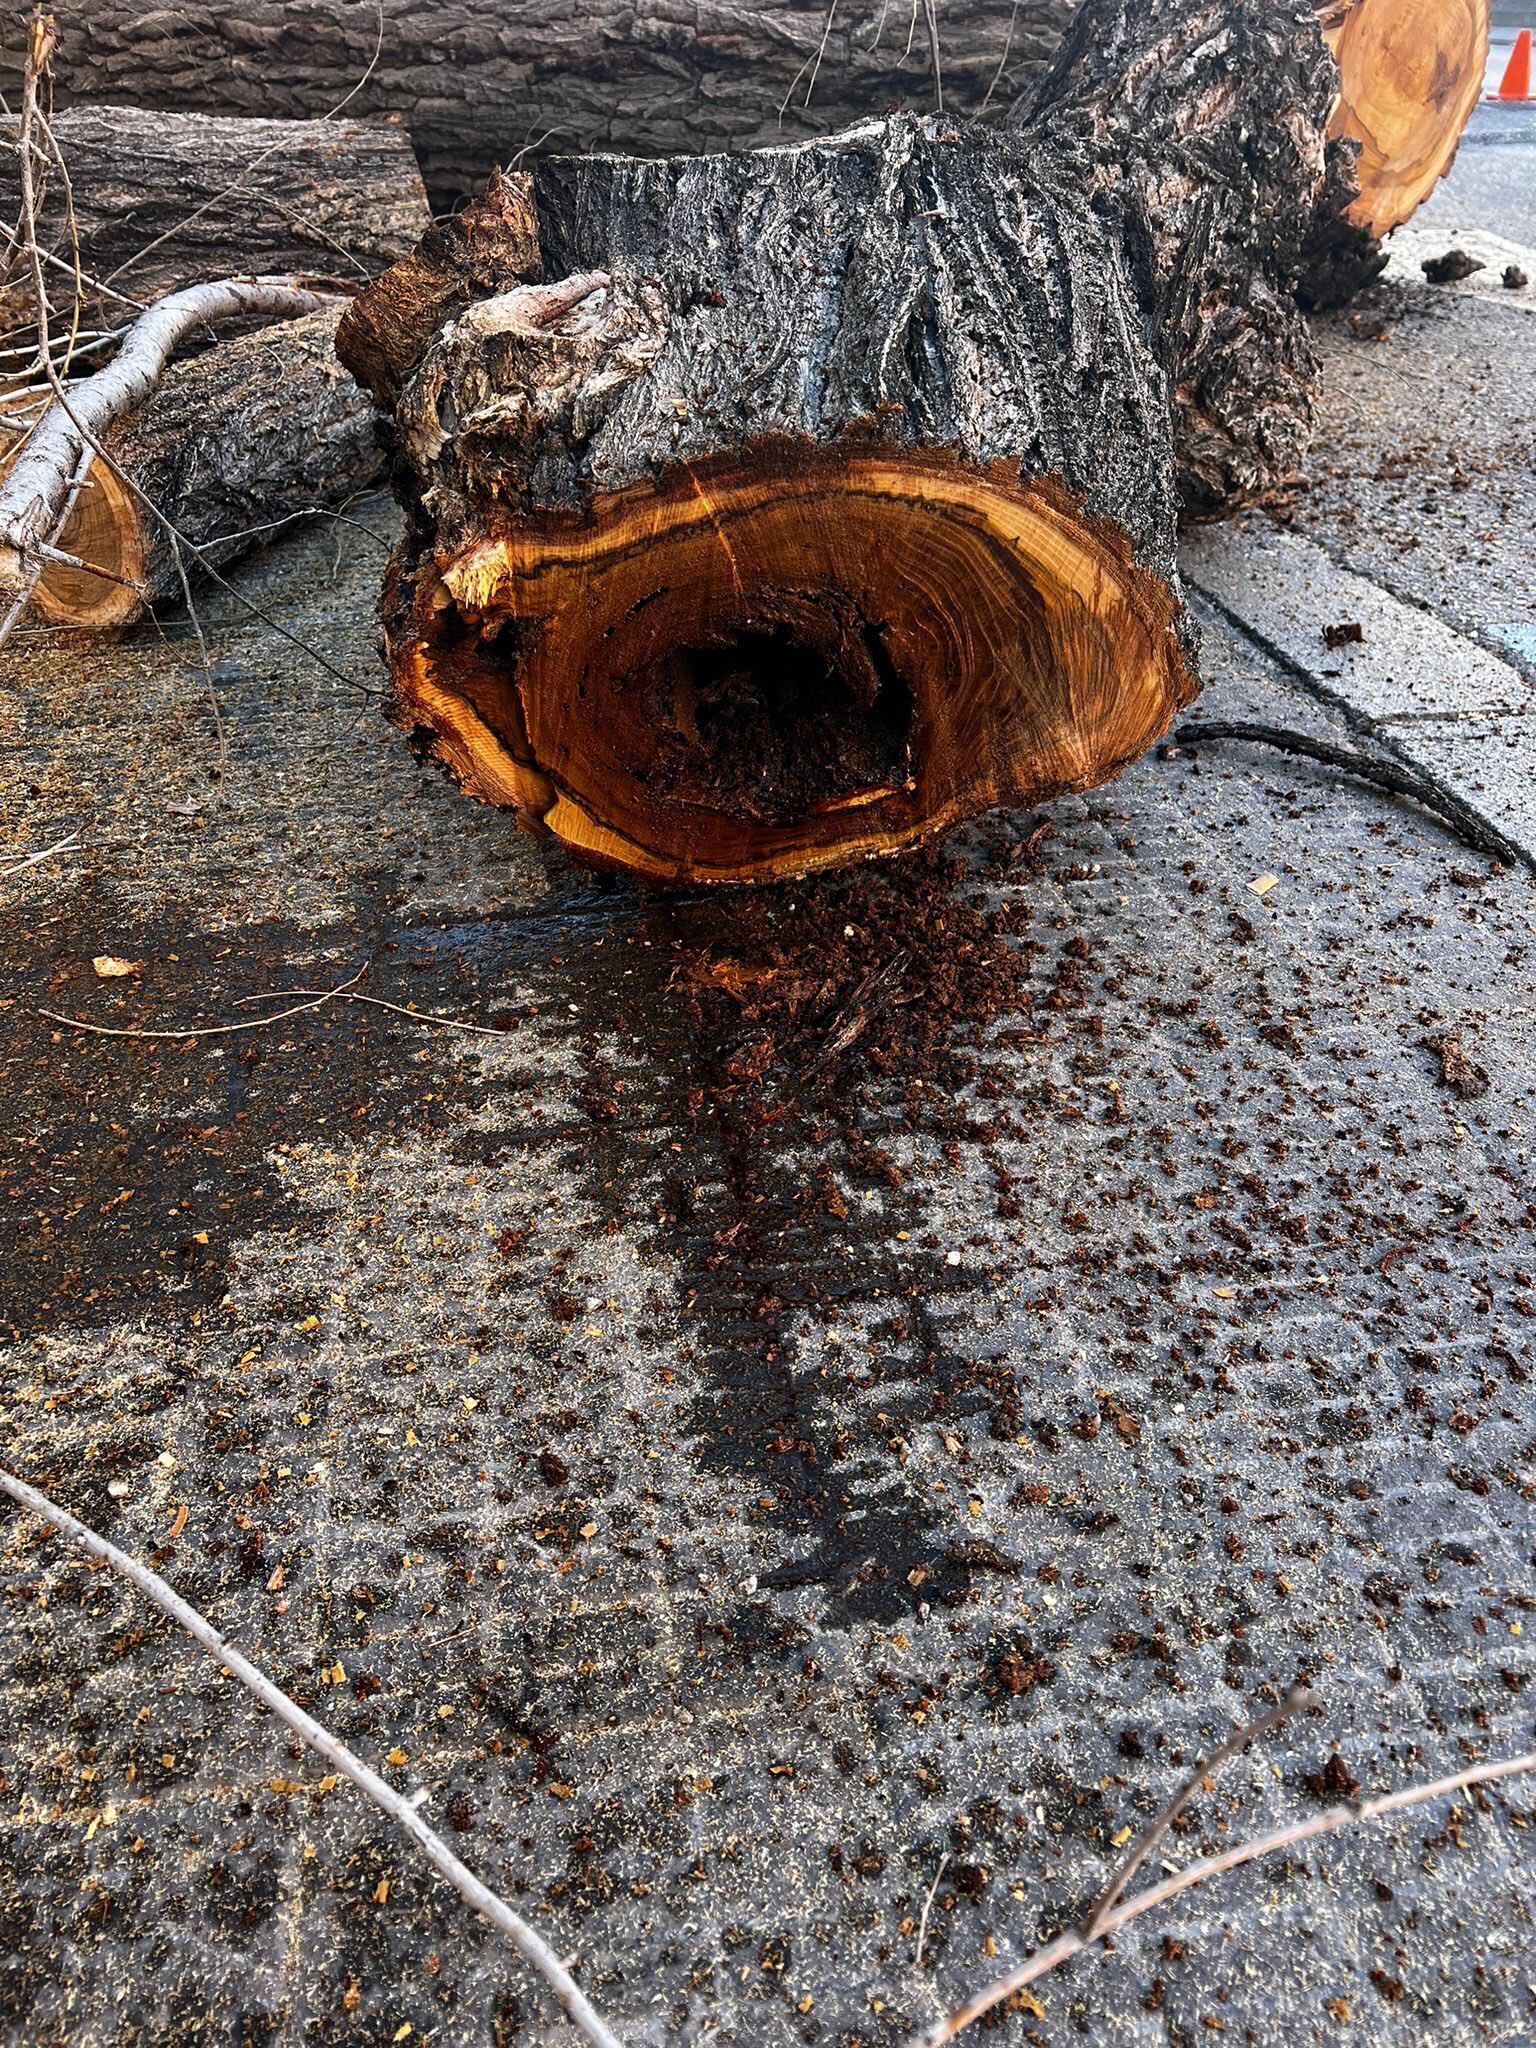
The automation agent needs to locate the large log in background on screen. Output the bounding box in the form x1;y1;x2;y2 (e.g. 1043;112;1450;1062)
343;0;1339;886
0;106;430;340
6;1;1073;200
12;0;1487;265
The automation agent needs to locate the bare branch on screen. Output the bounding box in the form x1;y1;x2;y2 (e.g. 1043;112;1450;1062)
907;1739;1536;2048
0;1462;628;2048
0;273;326;602
1080;1683;1312;1940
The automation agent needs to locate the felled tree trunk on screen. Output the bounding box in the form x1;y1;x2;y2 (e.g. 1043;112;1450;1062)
21;0;1074;204
345;0;1338;885
0;107;430;341
1304;0;1491;305
23;0;1487;265
4;300;382;632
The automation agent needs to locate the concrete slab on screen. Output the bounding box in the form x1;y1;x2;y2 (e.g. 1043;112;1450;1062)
1390;714;1536;850
1179;521;1533;722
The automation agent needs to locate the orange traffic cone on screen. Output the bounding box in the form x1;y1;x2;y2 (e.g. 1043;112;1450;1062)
1490;27;1533;99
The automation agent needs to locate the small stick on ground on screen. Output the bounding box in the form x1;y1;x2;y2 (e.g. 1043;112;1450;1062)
1079;1683;1312;1941
0;1462;627;2048
1172;720;1526;870
914;1851;950;1970
1;828;79;876
37;971;527;1045
37;965;368;1041
907;1725;1536;2047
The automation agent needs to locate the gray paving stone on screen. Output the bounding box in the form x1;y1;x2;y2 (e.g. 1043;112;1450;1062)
1180;522;1533;723
1391;714;1536;851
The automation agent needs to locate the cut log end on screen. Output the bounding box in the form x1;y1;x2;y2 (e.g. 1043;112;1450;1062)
388;445;1196;887
1324;0;1489;239
0;445;145;631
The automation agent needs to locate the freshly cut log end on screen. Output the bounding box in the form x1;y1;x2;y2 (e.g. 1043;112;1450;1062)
387;444;1195;886
0;445;143;631
1323;0;1489;241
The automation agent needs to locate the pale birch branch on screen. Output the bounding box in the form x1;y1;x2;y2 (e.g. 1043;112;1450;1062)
908;1746;1536;2047
0;274;327;599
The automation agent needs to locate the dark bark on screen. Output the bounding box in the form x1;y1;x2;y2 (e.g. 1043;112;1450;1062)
346;0;1340;883
11;0;1075;205
1018;0;1335;508
0;105;430;336
20;303;385;630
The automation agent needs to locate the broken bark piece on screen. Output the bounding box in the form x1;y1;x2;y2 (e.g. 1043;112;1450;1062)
2;297;384;631
333;171;542;410
1425;1030;1489;1100
1421;248;1485;283
0;106;430;338
351;0;1342;885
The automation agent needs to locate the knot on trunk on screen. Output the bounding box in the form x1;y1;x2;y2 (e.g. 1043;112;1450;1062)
400;272;668;525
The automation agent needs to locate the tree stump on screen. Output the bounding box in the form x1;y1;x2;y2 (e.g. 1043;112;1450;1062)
343;0;1346;884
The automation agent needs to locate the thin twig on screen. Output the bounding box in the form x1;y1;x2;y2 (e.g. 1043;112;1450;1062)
36;971;526;1046
0;1463;626;2048
921;0;944;111
979;0;1023;112
165;528;227;789
36;965;367;1041
1;827;78;875
1172;720;1526;871
914;1851;950;1969
907;1743;1536;2047
238;985;524;1041
1079;1684;1311;1940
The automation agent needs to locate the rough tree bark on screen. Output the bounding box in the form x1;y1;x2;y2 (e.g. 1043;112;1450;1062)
343;0;1340;885
0;106;430;339
10;1;1073;205
17;0;1487;269
3;299;384;632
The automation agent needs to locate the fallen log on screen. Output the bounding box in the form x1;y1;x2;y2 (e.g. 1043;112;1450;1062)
1322;0;1488;242
23;0;1487;270
343;0;1338;885
1302;0;1491;304
0;106;430;341
0;290;382;632
17;1;1074;203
